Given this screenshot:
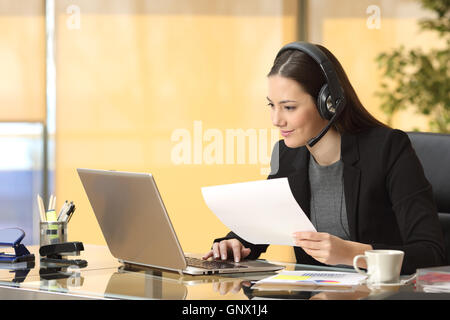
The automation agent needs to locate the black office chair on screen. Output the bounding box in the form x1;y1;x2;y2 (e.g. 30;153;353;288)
407;131;450;265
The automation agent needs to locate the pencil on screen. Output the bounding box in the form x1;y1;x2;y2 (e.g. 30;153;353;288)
37;194;46;222
49;194;56;211
48;195;53;212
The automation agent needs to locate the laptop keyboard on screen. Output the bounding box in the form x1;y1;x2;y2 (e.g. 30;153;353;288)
185;257;248;270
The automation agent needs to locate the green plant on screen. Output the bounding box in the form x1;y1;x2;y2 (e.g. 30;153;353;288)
375;0;450;133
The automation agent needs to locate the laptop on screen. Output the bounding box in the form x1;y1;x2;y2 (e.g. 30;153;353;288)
77;168;284;275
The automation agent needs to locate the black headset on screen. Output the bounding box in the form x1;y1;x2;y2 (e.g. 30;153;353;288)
275;41;346;147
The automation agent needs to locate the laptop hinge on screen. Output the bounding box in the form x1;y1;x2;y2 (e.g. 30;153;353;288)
120;259;187;275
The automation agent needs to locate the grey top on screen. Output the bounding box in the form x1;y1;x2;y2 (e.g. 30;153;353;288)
308;153;350;241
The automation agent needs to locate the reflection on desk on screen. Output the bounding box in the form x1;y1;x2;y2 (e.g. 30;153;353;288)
0;245;444;300
105;268;187;299
0;244;120;283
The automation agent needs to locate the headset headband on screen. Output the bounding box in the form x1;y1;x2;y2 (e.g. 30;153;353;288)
275;42;344;108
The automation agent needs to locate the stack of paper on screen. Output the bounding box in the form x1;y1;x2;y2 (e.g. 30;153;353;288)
416;266;450;293
253;270;367;291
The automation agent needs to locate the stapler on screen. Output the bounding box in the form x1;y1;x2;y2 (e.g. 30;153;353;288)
39;241;87;268
0;228;35;264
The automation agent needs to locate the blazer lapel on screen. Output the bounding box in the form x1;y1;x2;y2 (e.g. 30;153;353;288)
341;133;361;241
290;147;311;218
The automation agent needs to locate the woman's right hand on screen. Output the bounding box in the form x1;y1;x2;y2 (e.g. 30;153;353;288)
202;239;251;263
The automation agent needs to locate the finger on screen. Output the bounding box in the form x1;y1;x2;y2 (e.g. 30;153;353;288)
219;282;232;295
241;247;251;259
294;239;323;250
212;281;219;292
219;241;228;260
231;281;242;294
212;242;220;259
293;231;329;241
230;240;242;262
302;248;328;263
202;250;214;260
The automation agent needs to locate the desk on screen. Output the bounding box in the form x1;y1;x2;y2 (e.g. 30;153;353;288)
0;245;446;300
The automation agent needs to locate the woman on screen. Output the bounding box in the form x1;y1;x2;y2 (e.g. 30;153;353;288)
203;42;446;275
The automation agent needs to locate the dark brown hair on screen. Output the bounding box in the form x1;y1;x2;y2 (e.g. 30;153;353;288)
267;44;388;134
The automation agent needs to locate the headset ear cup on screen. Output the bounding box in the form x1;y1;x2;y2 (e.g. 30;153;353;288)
317;84;333;120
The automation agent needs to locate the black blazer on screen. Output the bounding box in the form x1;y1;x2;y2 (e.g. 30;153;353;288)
214;127;447;274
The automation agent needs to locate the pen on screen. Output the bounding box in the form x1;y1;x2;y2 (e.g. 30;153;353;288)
60;202;75;223
57;200;69;221
67;204;76;223
58;202;72;222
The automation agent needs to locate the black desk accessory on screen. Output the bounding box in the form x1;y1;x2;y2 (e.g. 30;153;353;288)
39;241;88;268
39;241;84;256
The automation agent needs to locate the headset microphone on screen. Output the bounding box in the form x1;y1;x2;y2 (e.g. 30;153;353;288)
307;97;345;147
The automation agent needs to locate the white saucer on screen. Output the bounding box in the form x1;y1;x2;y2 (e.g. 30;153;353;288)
367;282;404;287
365;275;416;288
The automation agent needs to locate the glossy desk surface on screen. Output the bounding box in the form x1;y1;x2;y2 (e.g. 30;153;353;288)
0;245;433;300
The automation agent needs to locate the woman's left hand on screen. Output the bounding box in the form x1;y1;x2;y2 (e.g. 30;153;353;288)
292;231;353;266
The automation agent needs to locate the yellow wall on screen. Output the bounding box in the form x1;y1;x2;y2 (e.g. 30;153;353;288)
323;18;442;131
0;0;45;122
308;0;445;131
55;0;299;262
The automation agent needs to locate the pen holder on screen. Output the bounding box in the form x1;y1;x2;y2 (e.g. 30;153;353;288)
40;221;67;247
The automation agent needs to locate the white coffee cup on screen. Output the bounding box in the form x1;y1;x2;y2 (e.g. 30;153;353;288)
353;250;404;284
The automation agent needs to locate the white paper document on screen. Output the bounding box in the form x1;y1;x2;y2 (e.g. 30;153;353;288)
201;177;316;246
255;270;367;287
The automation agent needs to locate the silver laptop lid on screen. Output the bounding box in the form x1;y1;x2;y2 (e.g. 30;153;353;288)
77;168;187;272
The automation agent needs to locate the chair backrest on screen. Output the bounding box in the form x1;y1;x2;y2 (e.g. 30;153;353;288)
407;131;450;264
